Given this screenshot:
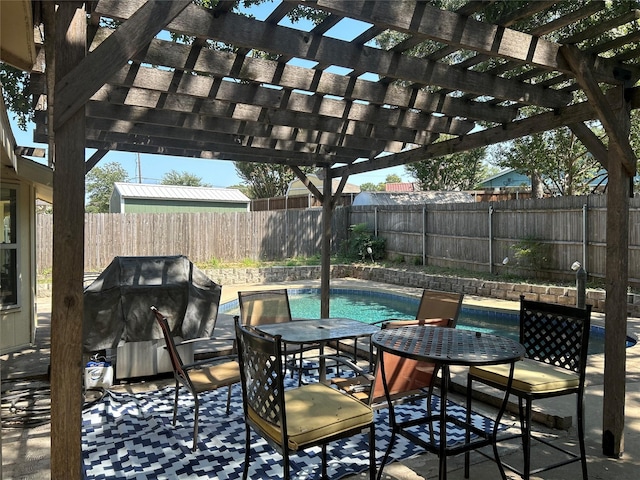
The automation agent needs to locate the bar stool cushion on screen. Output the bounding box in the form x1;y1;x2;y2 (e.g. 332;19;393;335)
247;383;374;450
470;358;580;394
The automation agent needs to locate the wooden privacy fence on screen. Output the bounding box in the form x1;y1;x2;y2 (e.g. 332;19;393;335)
36;195;640;286
350;195;640;286
36;208;350;272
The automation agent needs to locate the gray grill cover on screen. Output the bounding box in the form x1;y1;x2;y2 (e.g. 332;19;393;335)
83;255;221;352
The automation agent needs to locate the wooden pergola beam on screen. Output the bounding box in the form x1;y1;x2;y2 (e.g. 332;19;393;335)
426;87;640;158
561;44;637;176
85;148;109;174
313;0;633;84
569;123;609;170
92;70;476;136
78;98;441;148
333;145;432;178
290;165;324;203
98;0;573;108
81;128;363;162
53;0;191;130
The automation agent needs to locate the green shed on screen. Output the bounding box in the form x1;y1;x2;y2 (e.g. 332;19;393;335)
109;183;250;213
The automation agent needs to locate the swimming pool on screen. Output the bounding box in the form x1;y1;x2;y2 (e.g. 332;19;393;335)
220;288;637;355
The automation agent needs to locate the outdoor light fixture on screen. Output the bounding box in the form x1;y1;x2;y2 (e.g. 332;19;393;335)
571;260;582;271
366;246;374;262
502;257;509;265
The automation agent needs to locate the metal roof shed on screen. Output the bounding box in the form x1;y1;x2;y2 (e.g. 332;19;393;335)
109;183;250;213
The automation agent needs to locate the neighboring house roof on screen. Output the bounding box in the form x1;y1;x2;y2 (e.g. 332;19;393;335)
385;182;418;192
478;169;531;189
112;183;250;203
352;191;474;206
286;174;360;196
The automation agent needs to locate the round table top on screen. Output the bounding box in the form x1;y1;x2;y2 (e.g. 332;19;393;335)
372;325;525;367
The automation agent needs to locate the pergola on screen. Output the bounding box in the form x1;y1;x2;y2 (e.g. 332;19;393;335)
25;1;640;478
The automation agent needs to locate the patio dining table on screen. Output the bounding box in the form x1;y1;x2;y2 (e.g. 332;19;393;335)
372;325;525;480
255;317;379;383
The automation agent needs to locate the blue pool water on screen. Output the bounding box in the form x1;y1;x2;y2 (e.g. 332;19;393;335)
221;288;636;355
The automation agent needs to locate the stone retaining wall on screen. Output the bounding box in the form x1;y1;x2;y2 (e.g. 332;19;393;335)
200;264;637;316
40;264;640;316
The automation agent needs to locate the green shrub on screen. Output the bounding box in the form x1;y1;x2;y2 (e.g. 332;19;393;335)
512;238;551;272
391;254;405;264
240;258;260;267
347;223;386;261
204;257;222;268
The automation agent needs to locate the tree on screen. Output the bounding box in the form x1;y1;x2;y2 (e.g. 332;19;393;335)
495;127;602;198
0;63;32;130
385;174;402;184
227;183;251;197
406;147;489;191
161;170;210;187
359;182;383;192
234;162;314;198
359;174;404;192
86;162;129;213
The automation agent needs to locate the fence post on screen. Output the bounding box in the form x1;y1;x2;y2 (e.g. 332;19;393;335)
488;204;494;274
374;207;378;236
422;206;426;266
582;202;588;273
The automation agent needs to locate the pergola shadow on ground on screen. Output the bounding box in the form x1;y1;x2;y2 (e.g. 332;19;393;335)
15;1;640;478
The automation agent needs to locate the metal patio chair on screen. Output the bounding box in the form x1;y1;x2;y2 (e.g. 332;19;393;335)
328;318;455;480
237;288;318;382
235;319;376;480
386;288;464;326
333;288;463;393
151;306;241;452
465;296;592;480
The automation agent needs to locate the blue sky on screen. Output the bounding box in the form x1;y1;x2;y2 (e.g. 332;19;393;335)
9;0;409;188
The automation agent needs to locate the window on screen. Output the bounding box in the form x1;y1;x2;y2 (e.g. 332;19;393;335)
1;186;18;307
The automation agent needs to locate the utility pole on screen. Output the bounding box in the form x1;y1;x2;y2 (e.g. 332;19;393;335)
136;153;142;183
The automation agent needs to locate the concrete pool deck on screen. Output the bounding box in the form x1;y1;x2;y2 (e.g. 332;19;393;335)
2;277;640;480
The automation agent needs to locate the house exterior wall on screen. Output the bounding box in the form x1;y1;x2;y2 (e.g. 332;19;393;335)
479;171;531;189
1;178;36;354
121;198;249;213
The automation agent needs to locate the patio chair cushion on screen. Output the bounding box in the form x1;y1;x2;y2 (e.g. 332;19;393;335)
247;383;374;450
469;358;580;394
187;361;241;393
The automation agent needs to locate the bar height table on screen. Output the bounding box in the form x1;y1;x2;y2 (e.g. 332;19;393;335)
372;325;525;480
256;318;379;383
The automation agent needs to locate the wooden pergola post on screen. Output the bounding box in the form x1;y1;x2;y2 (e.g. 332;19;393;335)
602;88;633;457
563;44;637;457
50;3;86;479
320;165;332;319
